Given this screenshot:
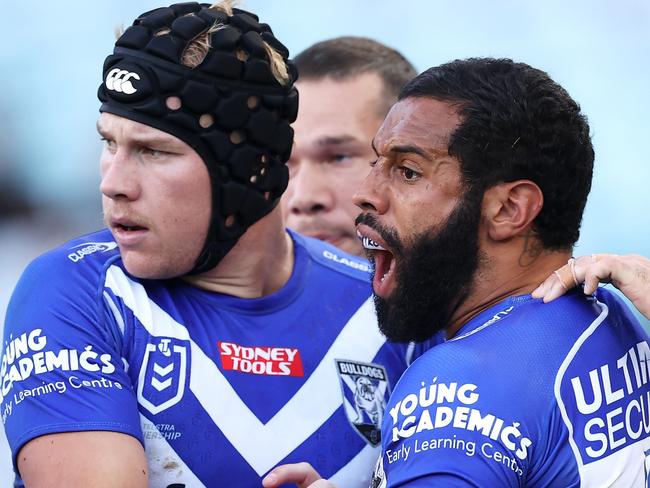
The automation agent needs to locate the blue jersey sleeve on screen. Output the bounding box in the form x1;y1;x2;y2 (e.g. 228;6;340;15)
380;373;529;487
0;250;143;467
379;291;650;487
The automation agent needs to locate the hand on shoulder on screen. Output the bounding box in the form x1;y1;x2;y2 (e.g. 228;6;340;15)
533;253;650;318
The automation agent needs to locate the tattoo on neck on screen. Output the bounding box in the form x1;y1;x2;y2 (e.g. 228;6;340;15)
518;231;548;267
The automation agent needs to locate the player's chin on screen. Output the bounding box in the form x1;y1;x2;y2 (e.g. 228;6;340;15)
122;252;191;280
122;258;163;280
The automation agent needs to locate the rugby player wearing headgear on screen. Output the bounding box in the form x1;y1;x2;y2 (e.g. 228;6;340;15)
282;37;417;256
265;58;650;487
0;3;421;486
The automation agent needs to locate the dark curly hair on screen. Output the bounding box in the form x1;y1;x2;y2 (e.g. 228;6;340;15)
399;58;594;250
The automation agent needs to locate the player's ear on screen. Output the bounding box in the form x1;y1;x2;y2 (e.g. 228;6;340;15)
483;180;543;241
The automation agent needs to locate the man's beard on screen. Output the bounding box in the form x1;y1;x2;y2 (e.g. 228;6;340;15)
359;188;484;343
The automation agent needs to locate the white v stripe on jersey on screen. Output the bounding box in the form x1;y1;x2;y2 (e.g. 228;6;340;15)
105;266;384;475
193;298;382;475
103;291;126;335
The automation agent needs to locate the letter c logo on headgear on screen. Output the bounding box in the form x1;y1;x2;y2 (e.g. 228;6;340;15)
106;68;141;95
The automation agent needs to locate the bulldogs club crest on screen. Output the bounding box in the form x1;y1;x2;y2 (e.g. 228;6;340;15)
138;338;189;415
335;359;390;446
370;455;387;488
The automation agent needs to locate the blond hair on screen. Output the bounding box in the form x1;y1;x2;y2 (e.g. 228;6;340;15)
182;1;289;85
116;1;290;86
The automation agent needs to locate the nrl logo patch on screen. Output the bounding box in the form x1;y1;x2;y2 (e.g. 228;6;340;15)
335;359;390;446
138;338;189;415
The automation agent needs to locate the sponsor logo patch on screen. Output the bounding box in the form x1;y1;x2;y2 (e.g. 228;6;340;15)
335;359;390;446
322;250;371;273
562;340;650;464
219;341;304;377
0;328;121;423
138;338;189;415
103;62;152;102
106;68;141;95
67;241;118;262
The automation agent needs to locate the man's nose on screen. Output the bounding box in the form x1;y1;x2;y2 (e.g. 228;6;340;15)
286;162;334;216
353;163;388;215
99;149;141;201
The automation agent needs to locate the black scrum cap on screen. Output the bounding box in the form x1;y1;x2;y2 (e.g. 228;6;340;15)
98;2;298;273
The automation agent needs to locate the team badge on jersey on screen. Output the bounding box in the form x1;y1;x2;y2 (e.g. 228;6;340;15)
335;359;390;446
370;455;387;488
138;337;189;415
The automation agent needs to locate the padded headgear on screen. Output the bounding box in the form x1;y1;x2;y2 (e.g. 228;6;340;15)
98;2;298;273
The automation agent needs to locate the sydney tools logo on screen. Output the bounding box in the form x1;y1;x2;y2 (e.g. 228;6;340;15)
219;341;304;377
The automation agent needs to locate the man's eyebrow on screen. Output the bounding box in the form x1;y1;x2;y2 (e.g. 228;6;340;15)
95;123;178;147
370;140;434;161
390;144;431;160
130;135;179;147
316;135;358;147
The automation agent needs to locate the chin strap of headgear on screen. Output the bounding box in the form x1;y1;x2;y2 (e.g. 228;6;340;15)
98;2;298;273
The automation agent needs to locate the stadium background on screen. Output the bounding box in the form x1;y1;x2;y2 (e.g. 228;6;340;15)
0;0;648;481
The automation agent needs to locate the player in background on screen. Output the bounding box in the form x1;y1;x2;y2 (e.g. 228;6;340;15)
282;37;416;256
0;3;420;487
265;58;650;486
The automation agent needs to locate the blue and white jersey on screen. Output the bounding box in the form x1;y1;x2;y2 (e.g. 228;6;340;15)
374;290;650;487
1;228;417;488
